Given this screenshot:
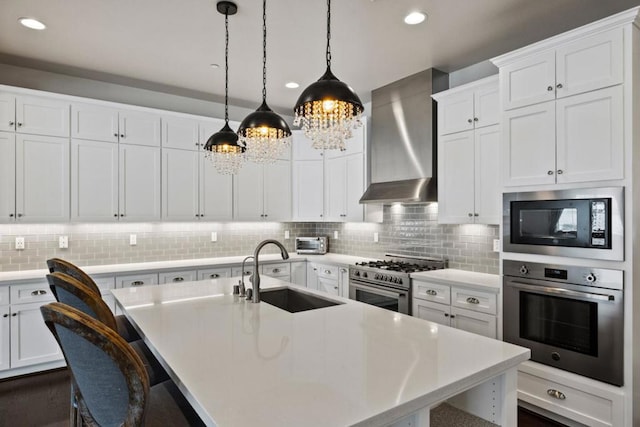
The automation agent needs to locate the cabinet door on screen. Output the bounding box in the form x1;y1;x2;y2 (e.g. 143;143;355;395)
292;159;324;221
16;96;70;137
317;277;340;295
0;132;15;222
306;264;319;290
290;261;307;287
71;103;119;143
119;144;161;221
292;130;323;160
198;267;232;281
437;131;475;224
118;110;161;146
412;299;450;326
556;28;623;99
437;91;475;135
474;125;501;225
10;302;63;368
325;157;347;222
502;102;556;187
200;156;233;221
345;153;364;222
264;159;291;221
500;50;556;110
158;270;197;284
199;118;226;147
71;139;119;221
450;306;496;339
0;305;9;371
16;135;70;222
474;84;500;128
162;148;199;221
338;267;349;298
556;86;623;184
162;116;200;150
0;93;16;132
234;162;264;221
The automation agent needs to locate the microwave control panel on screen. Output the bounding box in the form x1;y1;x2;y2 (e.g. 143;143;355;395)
590;200;607;246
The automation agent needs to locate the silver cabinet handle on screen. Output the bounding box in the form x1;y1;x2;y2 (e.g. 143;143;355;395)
450;314;456;319
172;277;184;282
114;133;118;137
244;271;252;275
444;313;449;317
556;83;563;89
334;286;339;290
547;389;566;400
557;169;563;174
9;121;14;126
120;134;125;138
547;170;554;175
17;213;23;217
17;122;23;127
209;273;220;278
466;297;480;304
467;118;473;123
324;269;331;274
468;213;473;217
473;117;478;122
547;86;554;91
473;213;479;217
131;281;144;286
313;267;318;271
114;214;118;217
9;213;14;218
426;289;437;296
319;214;323;217
340;268;347;273
272;268;281;273
2;314;7;318
12;313;17;317
31;290;47;296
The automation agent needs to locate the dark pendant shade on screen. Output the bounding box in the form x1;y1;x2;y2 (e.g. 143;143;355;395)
204;122;245;154
238;101;291;138
294;67;364;114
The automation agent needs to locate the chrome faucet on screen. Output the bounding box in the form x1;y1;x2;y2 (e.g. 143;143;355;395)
251;239;289;303
239;255;253;296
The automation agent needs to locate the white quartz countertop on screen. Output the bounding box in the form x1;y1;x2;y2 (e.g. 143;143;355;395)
112;277;529;427
0;253;370;283
410;269;501;292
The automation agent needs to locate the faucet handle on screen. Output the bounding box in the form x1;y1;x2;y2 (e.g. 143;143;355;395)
246;288;253;300
233;283;240;295
239;280;246;297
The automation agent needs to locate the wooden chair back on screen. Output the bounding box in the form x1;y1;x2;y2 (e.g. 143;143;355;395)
46;258;101;296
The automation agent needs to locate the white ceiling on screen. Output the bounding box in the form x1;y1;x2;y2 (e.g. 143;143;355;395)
1;0;639;112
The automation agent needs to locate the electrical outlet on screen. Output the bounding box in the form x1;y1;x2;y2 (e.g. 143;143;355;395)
284;230;290;239
211;232;218;242
493;239;501;252
373;232;379;243
129;234;137;246
15;237;25;250
333;230;339;239
59;236;69;249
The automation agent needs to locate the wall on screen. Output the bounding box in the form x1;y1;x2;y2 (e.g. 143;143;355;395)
0;204;499;273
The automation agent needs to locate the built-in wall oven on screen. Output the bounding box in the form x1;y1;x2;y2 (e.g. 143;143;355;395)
503;260;624;386
503;187;624;260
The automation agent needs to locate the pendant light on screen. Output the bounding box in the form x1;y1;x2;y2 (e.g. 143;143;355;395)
238;0;292;164
203;1;246;175
293;0;364;151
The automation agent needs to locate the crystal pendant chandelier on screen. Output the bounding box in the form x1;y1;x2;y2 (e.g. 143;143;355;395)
203;1;246;175
293;0;364;151
238;0;292;164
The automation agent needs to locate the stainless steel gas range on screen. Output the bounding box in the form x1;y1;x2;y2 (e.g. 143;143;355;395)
349;254;447;315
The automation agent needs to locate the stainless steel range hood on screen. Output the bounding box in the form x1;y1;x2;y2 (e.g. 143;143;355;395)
360;69;448;204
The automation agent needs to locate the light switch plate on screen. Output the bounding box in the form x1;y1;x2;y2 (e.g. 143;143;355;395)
333;230;339;239
373;232;379;243
59;236;69;249
129;234;137;246
15;237;25;250
284;230;290;239
211;232;218;242
493;239;500;252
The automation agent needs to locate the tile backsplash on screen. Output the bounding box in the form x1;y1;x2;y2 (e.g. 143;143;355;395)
0;204;498;274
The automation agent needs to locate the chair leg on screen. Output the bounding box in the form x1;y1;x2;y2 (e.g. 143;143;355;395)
70;383;81;427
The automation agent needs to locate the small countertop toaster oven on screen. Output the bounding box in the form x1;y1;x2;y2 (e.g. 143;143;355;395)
295;237;328;254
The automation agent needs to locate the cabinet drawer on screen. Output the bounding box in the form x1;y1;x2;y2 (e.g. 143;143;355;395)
10;282;56;304
116;273;158;288
93;276;115;296
0;287;8;306
518;370;618;427
262;263;290;277
315;264;339;279
232;266;254;278
413;281;450;304
451;287;496;315
158;270;197;284
198;267;232;281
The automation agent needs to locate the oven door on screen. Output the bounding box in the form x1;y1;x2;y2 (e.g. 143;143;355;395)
349;280;410;315
504;276;623;386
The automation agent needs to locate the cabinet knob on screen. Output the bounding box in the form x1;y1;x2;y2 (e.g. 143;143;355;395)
195;143;200;146
131;281;144;286
468;213;473;217
9;121;14;126
450;314;456;319
209;274;220;278
324;269;331;274
320;214;323;217
444;313;449;317
120;134;125;138
17;213;23;218
114;214;118;217
466;297;480;304
474;213;479;217
340;268;347;273
547;170;554;175
547;389;566;400
334;286;339;290
473;117;478;122
17;122;23;127
172;277;184;282
556;169;563;175
272;268;281;273
547;86;554;91
467;119;473;124
114;133;118;137
120;214;125;217
31;290;48;296
426;289;437;296
2;314;7;318
12;312;17;317
9;213;14;218
556;83;563;89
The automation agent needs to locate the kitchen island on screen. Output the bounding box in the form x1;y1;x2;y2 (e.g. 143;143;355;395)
112;276;529;426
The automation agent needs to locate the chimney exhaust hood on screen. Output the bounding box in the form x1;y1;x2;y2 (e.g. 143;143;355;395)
360;68;448;204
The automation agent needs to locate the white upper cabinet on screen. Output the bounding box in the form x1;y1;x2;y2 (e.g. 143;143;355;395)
200;156;233;221
293;130;323;160
434;76;499;135
0;93;69;137
162;148;200;221
234;160;291;221
499;28;623;110
292;159;324;221
119;144;161;221
0;132;16;223
162;116;200;150
15;135;70;222
0;93;16;133
325;153;364;222
324;124;365;159
234;162;265;221
71;103;160;146
264;159;292;222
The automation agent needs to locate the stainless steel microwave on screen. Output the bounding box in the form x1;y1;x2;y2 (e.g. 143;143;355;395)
503;187;624;260
295;237;328;254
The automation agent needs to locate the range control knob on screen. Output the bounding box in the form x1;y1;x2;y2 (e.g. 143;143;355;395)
374;273;380;280
585;273;596;284
398;278;403;285
519;265;529;275
354;271;360;277
362;272;368;278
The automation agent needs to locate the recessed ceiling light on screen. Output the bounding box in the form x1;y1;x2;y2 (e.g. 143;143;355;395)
19;17;46;30
285;82;299;89
210;63;220;69
404;11;426;25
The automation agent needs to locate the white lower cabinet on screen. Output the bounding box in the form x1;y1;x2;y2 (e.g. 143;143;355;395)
261;263;290;282
0;289;10;371
158;270;197;284
290;261;307;287
412;280;497;339
197;267;232;281
308;262;348;297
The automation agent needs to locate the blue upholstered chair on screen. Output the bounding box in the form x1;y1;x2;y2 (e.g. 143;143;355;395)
40;302;203;427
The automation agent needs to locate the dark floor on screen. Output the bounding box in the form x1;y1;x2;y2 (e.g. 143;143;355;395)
1;368;568;426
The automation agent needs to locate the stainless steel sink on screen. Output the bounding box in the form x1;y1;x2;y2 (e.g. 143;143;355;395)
260;288;343;313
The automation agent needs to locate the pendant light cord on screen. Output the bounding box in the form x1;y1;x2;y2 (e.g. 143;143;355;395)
326;0;331;68
262;0;267;102
224;10;230;124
